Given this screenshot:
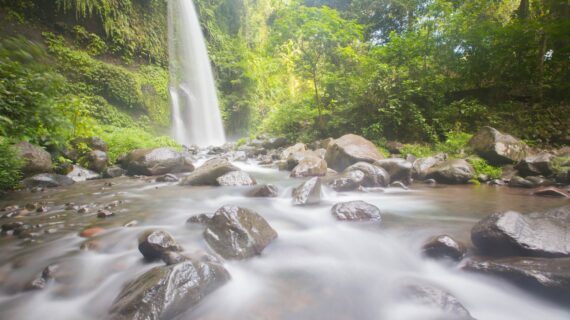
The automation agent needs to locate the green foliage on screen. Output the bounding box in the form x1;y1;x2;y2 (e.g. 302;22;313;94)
467;158;502;180
435;131;473;157
0;137;23;190
400;144;434;158
71;25;107;56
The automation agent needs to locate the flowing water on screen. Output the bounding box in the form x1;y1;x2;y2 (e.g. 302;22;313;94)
168;0;226;147
0;157;568;320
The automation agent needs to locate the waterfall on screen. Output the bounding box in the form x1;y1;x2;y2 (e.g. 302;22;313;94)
168;0;226;147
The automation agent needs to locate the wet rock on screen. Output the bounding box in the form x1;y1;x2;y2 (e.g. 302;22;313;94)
515;152;554;177
286;150;319;170
471;205;570;257
156;173;179;182
216;171;256;186
86;150;109;173
97;209;114;218
526;175;554;187
138;230;183;261
66;165;100;182
385;141;404;154
161;251;190;265
123;148;194;176
292;177;322;205
463;257;570;305
390;181;408;190
423;178;437;185
374;158;412;184
104;165;126;178
24;264;60;290
232;150;247;162
262;137;288;149
290;157;328;178
109;256;230;320
203;205;278;259
397;283;475;320
331;201;381;222
246;184;279;197
330;170;365;191
280;143;306;160
179;158;239;186
508;176;534;188
477;174;490;183
500;165;518;181
412;154;447;180
421;235;466;261
186;213;212;224
532;187;570;198
325;134;384;172
22;173;74;189
79;227;105;238
468;126;529;165
426;159;475;184
345;162;389;187
15;141;53;177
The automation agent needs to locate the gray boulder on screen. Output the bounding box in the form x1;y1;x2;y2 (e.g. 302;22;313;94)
85;150;108;173
109;255;230;320
22;173;74;189
292;177;322;205
66;165;100;182
138;230;183;261
508;176;535;188
246;184;279;197
471;205;570;257
421;235;466;261
331;201;381;222
180;158;239;186
468;126;529;165
374;158;412;184
203;205;277;259
426;159;475;184
123;148;193;176
346;162;390;187
515;152;554;177
104;165;126;178
15;141;52;177
290;157;327;178
280;143;306;160
216;171;257;186
412;154;447;180
325;134;384;172
329;170;366;191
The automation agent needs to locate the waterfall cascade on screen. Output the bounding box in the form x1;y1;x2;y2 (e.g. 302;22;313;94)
168;0;226;147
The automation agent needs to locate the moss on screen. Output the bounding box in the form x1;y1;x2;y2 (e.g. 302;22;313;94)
467;157;502;179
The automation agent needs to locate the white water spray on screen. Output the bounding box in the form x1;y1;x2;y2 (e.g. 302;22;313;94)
168;0;226;147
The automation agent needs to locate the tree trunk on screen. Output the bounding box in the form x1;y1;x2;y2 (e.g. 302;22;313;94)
517;0;530;20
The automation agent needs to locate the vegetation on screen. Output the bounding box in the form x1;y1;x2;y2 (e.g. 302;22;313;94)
0;137;23;190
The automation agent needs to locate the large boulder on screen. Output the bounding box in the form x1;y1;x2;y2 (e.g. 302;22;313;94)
280;143;306;160
426;159;475;184
286;150;319;170
515;152;554;177
331;201;381;222
104;165;126;178
123;148;194;176
292;177;322;205
203;206;278;259
290;157;327;178
329;170;365;191
22;173;74;189
246;184;279;197
471;205;570;257
412;154;447;180
109;255;230;320
138;230;183;261
463;257;570;305
15;142;52;177
85;150;108;173
71;136;108;152
179;158;239;186
468;126;529;165
216;171;257;186
325;134;384;172
345;162;390;187
421;235;466;261
66;165;100;182
374;158;412;184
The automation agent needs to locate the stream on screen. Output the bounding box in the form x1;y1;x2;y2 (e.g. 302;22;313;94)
0;157;568;320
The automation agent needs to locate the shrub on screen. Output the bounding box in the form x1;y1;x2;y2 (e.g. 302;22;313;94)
467;158;502;179
435;131;473;157
400;144;433;158
0;138;23;190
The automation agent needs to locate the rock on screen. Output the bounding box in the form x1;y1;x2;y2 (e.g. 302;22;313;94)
385;141;404;154
161;251;191;265
526;175;554;187
329;170;365;191
79;227;105;238
156;173;179;182
330;201;381;222
345;162;390;187
292;177;322;205
468;126;529;165
262;137;288;149
138;230;183;261
477;174;490;183
463;257;570;305
66;165;100;182
286;150;318;170
325;134;384;172
471;205;570;257
86;150;108;173
186;213;212;224
216;171;256;186
246;184;279;197
508;176;534;188
412;154;447;180
290;157;328;178
104;166;126;178
280;143;306;160
533;187;570;198
397;283;475;320
232;151;247;161
314;148;327;159
24;264;60;291
109;256;230;320
22;174;74;189
423;178;437;185
515;152;554;177
390;181;408;189
426;159;475;184
97;209;114;218
179;158;239;186
374;158;412;184
123;148;194;176
15;142;52;177
421;235;466;261
500;165;518;180
71;136;108;152
203;206;278;259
